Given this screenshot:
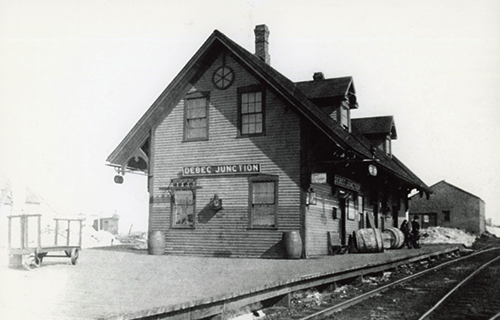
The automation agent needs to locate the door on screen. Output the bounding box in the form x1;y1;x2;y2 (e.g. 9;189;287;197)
422;213;437;229
339;198;347;246
392;206;399;227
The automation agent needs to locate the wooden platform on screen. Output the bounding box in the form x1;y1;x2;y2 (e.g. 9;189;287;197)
0;244;461;320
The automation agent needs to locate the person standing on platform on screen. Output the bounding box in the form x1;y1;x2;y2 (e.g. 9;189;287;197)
410;215;421;248
400;220;412;249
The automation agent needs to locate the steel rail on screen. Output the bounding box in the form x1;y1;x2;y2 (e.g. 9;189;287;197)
295;247;500;320
417;253;500;320
489;312;500;320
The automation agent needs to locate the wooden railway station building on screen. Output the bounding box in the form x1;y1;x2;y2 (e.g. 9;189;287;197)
107;25;431;259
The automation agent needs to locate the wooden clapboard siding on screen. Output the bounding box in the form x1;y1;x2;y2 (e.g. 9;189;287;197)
306;183;340;256
345;200;359;244
151;53;302;258
305;183;371;256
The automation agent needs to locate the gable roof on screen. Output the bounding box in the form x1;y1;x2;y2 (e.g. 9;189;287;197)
106;29;430;194
351;116;397;139
430;180;483;201
294;77;357;108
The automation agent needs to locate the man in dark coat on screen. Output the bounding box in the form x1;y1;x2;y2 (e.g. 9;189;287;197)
400;220;412;248
410;215;421;248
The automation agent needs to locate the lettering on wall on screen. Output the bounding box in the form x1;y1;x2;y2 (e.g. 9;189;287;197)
311;173;327;184
334;175;361;192
182;164;261;177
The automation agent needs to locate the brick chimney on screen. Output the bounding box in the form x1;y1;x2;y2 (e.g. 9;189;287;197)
254;24;270;64
313;72;324;81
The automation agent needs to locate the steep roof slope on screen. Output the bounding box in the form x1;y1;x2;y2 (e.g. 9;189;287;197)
352;116;397;139
295;77;357;108
106;29;430;194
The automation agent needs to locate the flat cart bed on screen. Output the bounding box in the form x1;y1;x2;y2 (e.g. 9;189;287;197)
7;214;84;269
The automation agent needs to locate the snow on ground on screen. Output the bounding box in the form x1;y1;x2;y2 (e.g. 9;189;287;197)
486;226;500;238
420;226;477;248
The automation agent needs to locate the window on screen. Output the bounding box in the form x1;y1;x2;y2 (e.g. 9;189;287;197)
172;190;195;228
357;195;363;213
385;136;392;156
184;93;209;141
238;87;265;136
443;210;450;221
347;197;356;220
339;105;350;130
249;176;278;228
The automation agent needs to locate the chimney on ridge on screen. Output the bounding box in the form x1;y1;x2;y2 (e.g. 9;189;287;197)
313;72;324;81
254;24;270;65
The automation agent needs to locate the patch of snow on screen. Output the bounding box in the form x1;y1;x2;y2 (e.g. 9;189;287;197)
486;226;500;238
420;226;477;247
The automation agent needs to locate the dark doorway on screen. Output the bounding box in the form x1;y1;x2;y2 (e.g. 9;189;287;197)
339;198;347;246
392;206;399;227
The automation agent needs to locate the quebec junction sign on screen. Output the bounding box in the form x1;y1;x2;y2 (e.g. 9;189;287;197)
182;164;261;177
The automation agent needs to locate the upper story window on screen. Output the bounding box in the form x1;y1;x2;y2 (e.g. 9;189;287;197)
339;105;350;131
238;86;265;136
184;92;209;141
385;135;392;157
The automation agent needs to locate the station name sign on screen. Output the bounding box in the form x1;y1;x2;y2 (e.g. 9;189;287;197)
334;175;361;192
182;164;261;176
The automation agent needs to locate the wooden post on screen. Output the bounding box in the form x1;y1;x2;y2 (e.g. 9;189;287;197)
55;219;59;245
78;219;83;247
20;215;26;249
7;216;12;250
37;215;41;250
67;220;71;246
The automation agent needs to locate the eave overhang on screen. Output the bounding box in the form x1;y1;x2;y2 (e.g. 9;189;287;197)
106;29;431;195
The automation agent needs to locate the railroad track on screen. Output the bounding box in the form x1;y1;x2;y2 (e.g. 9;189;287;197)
283;247;500;320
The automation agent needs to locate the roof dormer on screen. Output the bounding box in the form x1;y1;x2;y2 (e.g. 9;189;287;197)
295;75;358;132
351;116;397;157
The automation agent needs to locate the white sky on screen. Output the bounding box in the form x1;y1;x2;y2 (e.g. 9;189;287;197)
1;0;499;231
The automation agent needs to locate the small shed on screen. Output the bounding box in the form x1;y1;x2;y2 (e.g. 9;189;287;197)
93;215;119;235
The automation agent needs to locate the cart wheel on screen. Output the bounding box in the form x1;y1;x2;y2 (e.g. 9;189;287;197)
64;250;71;257
37;253;47;264
22;253;41;270
70;248;79;265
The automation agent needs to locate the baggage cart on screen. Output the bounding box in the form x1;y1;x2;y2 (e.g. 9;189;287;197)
7;214;84;270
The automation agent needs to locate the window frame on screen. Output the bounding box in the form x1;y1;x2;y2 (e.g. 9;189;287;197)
385;135;392;157
248;175;278;229
339;104;350;131
443;210;450;221
237;85;266;137
170;179;198;229
183;91;210;142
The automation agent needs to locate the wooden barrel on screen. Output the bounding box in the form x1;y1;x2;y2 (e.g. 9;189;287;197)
354;229;384;253
382;227;405;249
282;231;302;259
148;230;165;255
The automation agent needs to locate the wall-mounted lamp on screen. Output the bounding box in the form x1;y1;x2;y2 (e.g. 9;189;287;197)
307;187;317;206
211;194;223;210
113;166;125;184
